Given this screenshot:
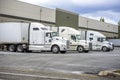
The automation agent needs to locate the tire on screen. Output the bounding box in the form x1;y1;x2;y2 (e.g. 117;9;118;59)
102;46;109;52
84;50;89;53
60;51;66;54
8;45;16;52
51;45;59;54
77;46;84;53
111;45;114;51
26;50;32;53
17;45;24;52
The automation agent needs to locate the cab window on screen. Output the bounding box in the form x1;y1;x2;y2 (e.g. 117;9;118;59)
52;32;58;37
71;35;76;41
76;35;81;40
46;33;52;38
97;37;103;42
97;38;101;42
89;38;93;41
33;27;39;31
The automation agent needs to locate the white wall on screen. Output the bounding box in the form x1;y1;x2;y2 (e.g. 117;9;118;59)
79;16;118;33
0;0;118;38
0;0;55;23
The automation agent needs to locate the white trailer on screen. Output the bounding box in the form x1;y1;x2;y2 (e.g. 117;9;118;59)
108;39;120;47
0;22;68;53
80;30;114;51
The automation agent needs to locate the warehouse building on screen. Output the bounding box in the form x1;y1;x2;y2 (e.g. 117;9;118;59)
0;0;118;38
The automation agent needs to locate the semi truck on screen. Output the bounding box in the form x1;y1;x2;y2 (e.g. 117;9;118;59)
0;22;68;53
46;26;89;53
80;30;114;51
58;27;89;53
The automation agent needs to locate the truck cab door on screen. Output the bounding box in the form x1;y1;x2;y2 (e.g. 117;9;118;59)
45;32;52;45
69;35;77;50
92;37;102;50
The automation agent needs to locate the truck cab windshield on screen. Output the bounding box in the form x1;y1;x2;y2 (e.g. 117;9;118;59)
97;37;106;42
102;38;106;41
52;32;58;37
76;35;81;40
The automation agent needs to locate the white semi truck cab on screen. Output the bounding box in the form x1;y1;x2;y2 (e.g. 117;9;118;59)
0;22;68;53
58;27;89;53
29;23;68;53
85;30;114;51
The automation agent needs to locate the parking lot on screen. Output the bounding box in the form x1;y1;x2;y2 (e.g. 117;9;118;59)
0;47;120;80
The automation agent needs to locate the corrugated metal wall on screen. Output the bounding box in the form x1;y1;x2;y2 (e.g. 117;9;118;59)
56;8;78;29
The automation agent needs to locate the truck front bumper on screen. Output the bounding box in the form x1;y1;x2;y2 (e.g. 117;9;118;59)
84;45;89;51
59;45;67;51
109;44;114;50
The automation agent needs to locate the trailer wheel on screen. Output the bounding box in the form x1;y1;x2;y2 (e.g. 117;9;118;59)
8;45;16;52
77;46;84;53
17;45;24;52
51;45;59;54
102;46;109;52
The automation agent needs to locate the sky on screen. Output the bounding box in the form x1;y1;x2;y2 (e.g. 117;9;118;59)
18;0;120;25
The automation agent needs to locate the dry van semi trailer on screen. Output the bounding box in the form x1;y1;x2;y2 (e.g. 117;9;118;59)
0;22;68;53
80;30;114;51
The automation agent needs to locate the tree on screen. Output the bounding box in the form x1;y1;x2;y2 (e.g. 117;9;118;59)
118;20;120;38
100;17;105;22
118;20;120;25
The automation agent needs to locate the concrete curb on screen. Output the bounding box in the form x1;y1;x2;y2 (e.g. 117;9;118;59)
0;67;98;79
98;70;120;77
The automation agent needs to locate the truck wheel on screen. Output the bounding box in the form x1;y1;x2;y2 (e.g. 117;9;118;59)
102;46;108;52
111;45;114;51
17;45;24;52
52;45;59;54
84;50;89;53
60;51;66;54
77;46;84;53
8;45;16;52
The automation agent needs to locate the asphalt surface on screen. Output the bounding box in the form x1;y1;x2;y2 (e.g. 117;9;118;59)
0;47;120;80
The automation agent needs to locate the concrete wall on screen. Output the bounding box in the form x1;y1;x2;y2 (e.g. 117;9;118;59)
79;28;118;39
0;16;30;22
0;0;118;38
79;16;118;33
0;0;55;24
79;16;118;38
